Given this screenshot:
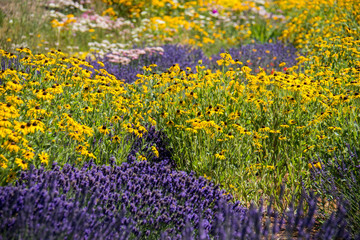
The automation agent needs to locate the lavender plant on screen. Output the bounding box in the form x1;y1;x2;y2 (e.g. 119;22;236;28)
126;125;175;167
87;44;209;83
210;42;300;74
0;166;134;240
87;42;300;84
0;124;247;239
162;191;351;240
1;163;352;240
310;144;360;236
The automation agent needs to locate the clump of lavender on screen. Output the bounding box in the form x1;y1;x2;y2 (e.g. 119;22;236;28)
1;53;26;72
169;190;350;239
87;44;209;83
1;162;350;240
127;125;175;168
1;159;246;238
210;42;300;74
87;42;301;84
310;144;360;236
0;164;134;240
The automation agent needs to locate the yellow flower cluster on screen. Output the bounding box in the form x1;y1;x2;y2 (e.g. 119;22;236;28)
0;48;149;176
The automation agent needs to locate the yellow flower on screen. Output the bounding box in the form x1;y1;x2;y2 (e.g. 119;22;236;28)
279;135;287;140
303;145;315;153
13;121;29;135
27;120;45;133
328;147;337;152
143;65;152;71
266;165;275;170
148;116;157;126
3;141;21;153
112;135;121;143
138;155;147;161
23;150;35;160
0;118;12;128
76;145;87;155
259;126;270;132
86;152;96;159
0;154;8;169
151;146;159;158
215;150;226;160
203;174;211;180
82;106;93;112
317;135;326;140
308;162;322;169
98;125;110;135
39;152;49;165
36;91;55;100
15;158;27;170
215;153;226;160
328;126;342;131
97;61;105;67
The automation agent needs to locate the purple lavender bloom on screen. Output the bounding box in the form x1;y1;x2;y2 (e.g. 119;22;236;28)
1;127;247;239
87;45;209;83
85;42;300;84
210;42;301;74
310;144;360;236
0;51;31;73
0;165;134;239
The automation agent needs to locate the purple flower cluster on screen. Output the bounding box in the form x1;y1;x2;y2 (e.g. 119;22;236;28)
176;189;351;240
310;144;360;236
0;165;134;239
87;42;301;83
127;125;175;167
87;44;208;83
210;42;300;74
0;128;247;239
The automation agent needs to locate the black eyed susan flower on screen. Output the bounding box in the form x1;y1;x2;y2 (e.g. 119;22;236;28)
303;145;315;153
112;135;121;143
0;154;8;169
98;125;110;135
76;145;85;152
111;115;121;122
22;150;35;161
0;118;12;128
13;121;29;135
215;150;227;160
279;135;287;140
3;141;21;153
308;161;322;169
15;158;27;170
38;152;49;165
151;145;159;158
